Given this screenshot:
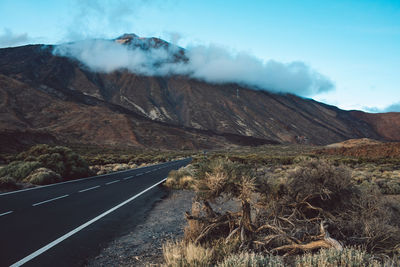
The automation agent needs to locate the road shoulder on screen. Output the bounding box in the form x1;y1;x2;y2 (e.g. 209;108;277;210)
87;189;196;266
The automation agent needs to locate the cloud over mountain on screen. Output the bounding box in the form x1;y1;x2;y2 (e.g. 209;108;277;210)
53;38;334;96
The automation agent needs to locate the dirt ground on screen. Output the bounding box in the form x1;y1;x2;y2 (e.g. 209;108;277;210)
87;190;196;266
87;188;240;266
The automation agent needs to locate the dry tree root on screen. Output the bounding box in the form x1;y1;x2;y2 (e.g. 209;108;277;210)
272;221;343;256
185;199;343;256
185;201;241;244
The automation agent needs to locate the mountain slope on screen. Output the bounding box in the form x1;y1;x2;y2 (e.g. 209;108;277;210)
0;35;399;150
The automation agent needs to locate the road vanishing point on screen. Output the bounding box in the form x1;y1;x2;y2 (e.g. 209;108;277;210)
0;158;191;267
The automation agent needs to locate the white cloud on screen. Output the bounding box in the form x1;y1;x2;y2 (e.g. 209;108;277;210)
0;28;31;48
53;38;334;97
365;102;400;113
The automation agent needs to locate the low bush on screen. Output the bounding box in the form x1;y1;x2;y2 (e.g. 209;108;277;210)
0;145;92;190
0;161;41;180
217;252;284;267
23;168;62;185
0;176;19;190
16;144;91;180
378;180;400;195
163;240;213;267
295;247;382;267
165;166;196;190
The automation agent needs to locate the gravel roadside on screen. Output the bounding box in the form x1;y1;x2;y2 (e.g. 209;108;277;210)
87;190;196;267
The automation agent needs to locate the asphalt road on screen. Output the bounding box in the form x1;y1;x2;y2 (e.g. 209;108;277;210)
0;158;191;267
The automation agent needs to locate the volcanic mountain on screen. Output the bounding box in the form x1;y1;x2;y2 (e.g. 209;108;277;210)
0;34;399;151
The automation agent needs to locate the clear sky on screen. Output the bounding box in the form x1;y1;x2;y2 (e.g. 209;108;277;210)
0;0;399;112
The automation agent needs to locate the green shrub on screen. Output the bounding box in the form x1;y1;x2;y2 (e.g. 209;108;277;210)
378;181;400;195
24;168;62;185
0;161;41;180
0;176;19;190
17;144;90;179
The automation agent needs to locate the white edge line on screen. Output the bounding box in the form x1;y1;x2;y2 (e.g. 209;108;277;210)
0;158;188;196
32;195;69;207
78;185;100;193
105;180;120;185
10;177;168;267
0;210;13;217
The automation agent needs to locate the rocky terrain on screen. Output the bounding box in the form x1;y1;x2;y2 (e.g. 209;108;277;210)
1;34;400;151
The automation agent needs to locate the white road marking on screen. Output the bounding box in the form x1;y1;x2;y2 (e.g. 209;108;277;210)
105;180;120;185
145;171;151;173
78;185;100;193
0;210;13;217
10;177;168;267
32;195;69;207
123;176;134;180
137;173;143;176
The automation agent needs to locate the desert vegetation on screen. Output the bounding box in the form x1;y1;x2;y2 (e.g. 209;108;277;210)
0;143;194;192
163;144;400;266
0;144;91;191
65;144;194;175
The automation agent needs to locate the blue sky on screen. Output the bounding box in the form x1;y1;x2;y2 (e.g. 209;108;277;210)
0;0;399;112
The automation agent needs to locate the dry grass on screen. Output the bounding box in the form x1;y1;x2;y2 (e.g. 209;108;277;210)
162;240;213;267
295;247;392;267
23;167;62;185
217;252;284;267
165;165;196;190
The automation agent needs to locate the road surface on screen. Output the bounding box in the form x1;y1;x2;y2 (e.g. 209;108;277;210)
0;158;191;266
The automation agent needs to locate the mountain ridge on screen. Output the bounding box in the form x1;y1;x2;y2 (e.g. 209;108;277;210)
1;35;399;151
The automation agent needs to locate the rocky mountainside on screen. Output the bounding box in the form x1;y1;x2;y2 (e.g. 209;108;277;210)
0;34;399;151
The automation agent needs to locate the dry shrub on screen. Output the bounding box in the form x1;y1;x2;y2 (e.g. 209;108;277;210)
295;247;383;267
342;186;400;254
165;166;195;190
256;159;400;256
194;158;253;204
23;167;62;185
285;159;353;211
217;252;284;267
181;157;400;265
179;176;196;189
163;240;213;267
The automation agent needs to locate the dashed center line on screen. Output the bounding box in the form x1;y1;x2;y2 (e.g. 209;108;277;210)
105;180;120;185
32;195;69;207
0;210;13;217
137;173;143;176
79;185;100;193
145;171;151;173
